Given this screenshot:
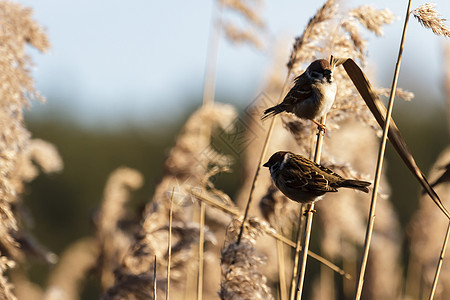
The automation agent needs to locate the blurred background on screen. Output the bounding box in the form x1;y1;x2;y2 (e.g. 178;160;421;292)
16;0;450;292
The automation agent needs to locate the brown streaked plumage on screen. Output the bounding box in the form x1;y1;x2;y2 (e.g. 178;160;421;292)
262;59;337;130
263;151;371;205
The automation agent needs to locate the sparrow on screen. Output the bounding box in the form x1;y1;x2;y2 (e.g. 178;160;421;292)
263;151;371;207
262;59;337;131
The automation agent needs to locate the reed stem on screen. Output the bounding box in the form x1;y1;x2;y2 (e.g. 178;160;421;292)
276;220;288;300
295;115;327;300
294;204;314;300
354;1;412;299
197;202;206;300
289;207;304;300
154;255;157;300
191;190;351;279
166;187;175;300
202;2;222;107
428;221;450;300
197;3;222;296
236;72;291;245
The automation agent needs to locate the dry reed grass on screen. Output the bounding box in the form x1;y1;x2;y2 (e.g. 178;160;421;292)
0;256;16;300
280;1;393;292
313;120;402;300
0;0;50;261
103;104;235;299
220;0;266;50
412;3;450;37
0;2;67;299
219;217;273;300
407;147;450;300
402;41;450;300
1;0;450;299
236;1;403;298
96;168;144;290
353;1;412;298
42;238;98;300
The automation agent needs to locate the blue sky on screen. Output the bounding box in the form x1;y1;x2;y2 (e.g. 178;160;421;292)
18;0;450;128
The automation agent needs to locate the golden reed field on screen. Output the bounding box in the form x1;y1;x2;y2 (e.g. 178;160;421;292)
1;1;450;299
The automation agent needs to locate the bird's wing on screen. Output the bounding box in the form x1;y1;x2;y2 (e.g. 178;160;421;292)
281;162;337;193
316;163;345;179
282;73;313;106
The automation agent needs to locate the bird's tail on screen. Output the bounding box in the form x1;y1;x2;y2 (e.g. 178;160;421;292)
341;179;371;193
262;105;283;120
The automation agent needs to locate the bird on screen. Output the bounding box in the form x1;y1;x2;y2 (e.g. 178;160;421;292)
263;151;371;212
262;59;337;131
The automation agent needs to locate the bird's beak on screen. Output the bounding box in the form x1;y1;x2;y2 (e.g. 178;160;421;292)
263;161;270;168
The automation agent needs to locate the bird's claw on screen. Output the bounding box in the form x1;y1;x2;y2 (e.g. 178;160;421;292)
303;207;317;216
312;120;326;133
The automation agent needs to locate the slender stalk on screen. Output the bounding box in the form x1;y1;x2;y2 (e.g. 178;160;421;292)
197;202;206;300
428;221;450;300
202;1;222;107
154;255;157;300
354;1;412;299
197;3;222;296
295;116;327;300
289;207;304;300
166;187;175;300
236;73;291;245
191;190;352;279
294;204;314;300
275;219;288;300
312;119;326;163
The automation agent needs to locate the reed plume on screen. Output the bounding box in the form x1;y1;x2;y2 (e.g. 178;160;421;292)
223;24;265;50
0;2;57;299
219;217;274;300
15;139;63;183
220;0;264;28
220;0;266;50
96;167;144;290
286;0;337;74
412;3;450;37
42;238;98;300
104;104;237;299
9;138;62;264
0;256;16;300
0;0;50;261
